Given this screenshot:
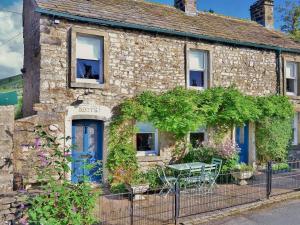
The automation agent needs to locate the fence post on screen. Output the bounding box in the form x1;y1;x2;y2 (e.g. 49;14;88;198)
266;161;272;199
130;188;134;225
175;181;180;225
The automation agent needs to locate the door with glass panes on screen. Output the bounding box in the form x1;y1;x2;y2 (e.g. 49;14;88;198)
72;120;103;183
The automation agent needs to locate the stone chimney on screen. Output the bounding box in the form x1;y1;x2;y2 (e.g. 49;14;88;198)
250;0;274;29
175;0;197;16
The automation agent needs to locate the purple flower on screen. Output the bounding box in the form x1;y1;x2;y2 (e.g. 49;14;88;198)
19;217;28;225
34;137;41;150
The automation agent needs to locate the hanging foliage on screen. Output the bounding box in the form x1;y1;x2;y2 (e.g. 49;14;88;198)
107;87;294;184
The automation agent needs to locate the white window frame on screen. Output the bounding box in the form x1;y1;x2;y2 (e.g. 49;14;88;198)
292;113;298;146
188;127;207;147
187;49;208;90
136;122;159;156
75;34;104;84
286;61;298;96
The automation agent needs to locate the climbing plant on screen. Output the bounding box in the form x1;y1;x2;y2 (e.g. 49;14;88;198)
255;95;294;163
107;87;294;184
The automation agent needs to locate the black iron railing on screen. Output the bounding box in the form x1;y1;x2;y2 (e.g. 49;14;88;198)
96;160;300;225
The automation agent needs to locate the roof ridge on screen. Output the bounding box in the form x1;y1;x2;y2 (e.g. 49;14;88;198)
197;11;257;25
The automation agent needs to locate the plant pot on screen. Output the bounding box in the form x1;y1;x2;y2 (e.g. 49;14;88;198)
126;184;150;200
231;171;253;186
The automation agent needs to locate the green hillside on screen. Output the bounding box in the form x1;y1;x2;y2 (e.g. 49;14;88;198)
0;75;23;118
0;74;23;95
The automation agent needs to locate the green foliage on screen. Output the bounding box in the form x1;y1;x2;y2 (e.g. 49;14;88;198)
256;95;294;120
26;126;99;225
149;88;206;138
256;117;293;164
107;86;294;184
28;182;97;225
272;162;290;171
110;183;127;194
142;168;161;189
278;0;300;41
255;95;294;164
221;155;239;174
232;163;254;172
181;146;216;164
202;87;261;128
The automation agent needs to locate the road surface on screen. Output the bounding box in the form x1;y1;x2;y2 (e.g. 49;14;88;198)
209;198;300;225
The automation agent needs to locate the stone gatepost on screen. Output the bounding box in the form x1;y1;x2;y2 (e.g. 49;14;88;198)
0;106;14;192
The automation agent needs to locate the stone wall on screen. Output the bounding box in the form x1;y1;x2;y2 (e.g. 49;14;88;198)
0;106;14;192
0;192;27;224
0;191;40;224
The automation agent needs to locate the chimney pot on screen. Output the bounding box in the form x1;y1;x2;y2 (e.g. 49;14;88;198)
250;0;274;29
175;0;197;16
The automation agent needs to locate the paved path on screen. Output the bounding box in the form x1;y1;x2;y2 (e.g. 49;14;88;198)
208;199;300;225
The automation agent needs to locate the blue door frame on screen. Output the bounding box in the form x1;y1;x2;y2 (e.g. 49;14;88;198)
236;124;249;164
72;120;103;183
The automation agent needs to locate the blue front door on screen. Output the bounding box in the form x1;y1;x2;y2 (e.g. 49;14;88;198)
72;120;103;183
236;124;249;164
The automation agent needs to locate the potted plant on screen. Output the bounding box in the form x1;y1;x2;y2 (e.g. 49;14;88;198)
125;173;149;200
272;162;291;174
231;163;254;185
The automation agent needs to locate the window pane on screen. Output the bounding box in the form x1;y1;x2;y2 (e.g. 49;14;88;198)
189;50;205;70
190;71;204;87
88;124;98;153
76;36;101;60
137;133;155;151
74;125;84;153
292;113;298;145
286;62;296;78
239;126;245;144
77;59;100;80
287;78;295;93
190;133;205;148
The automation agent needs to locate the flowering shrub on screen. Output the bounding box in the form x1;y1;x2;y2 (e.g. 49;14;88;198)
23;126;100;225
215;139;239;160
181;139;239;173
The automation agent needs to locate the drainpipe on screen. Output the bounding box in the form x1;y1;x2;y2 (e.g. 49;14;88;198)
276;49;282;95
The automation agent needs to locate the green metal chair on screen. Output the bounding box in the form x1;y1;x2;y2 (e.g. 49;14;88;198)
208;158;223;190
182;165;206;191
156;166;178;195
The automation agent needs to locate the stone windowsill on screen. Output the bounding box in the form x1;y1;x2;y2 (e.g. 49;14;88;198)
137;155;166;163
70;82;106;89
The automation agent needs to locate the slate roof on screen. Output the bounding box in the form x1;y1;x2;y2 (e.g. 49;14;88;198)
34;0;300;51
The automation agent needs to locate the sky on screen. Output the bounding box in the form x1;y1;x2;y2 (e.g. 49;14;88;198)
0;0;290;79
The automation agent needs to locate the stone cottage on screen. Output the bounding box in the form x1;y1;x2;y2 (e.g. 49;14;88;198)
13;0;300;186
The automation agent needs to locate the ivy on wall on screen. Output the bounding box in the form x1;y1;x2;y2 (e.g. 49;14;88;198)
107;87;294;184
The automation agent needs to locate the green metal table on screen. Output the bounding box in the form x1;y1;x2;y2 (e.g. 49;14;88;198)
167;162;215;172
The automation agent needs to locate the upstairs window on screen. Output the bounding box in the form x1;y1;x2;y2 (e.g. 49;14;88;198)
188;50;208;89
286;61;298;95
76;35;104;84
136;122;159;156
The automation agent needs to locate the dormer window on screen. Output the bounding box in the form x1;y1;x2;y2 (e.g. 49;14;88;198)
76;35;104;83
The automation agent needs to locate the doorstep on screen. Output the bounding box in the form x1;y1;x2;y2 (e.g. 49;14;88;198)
180;191;300;225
